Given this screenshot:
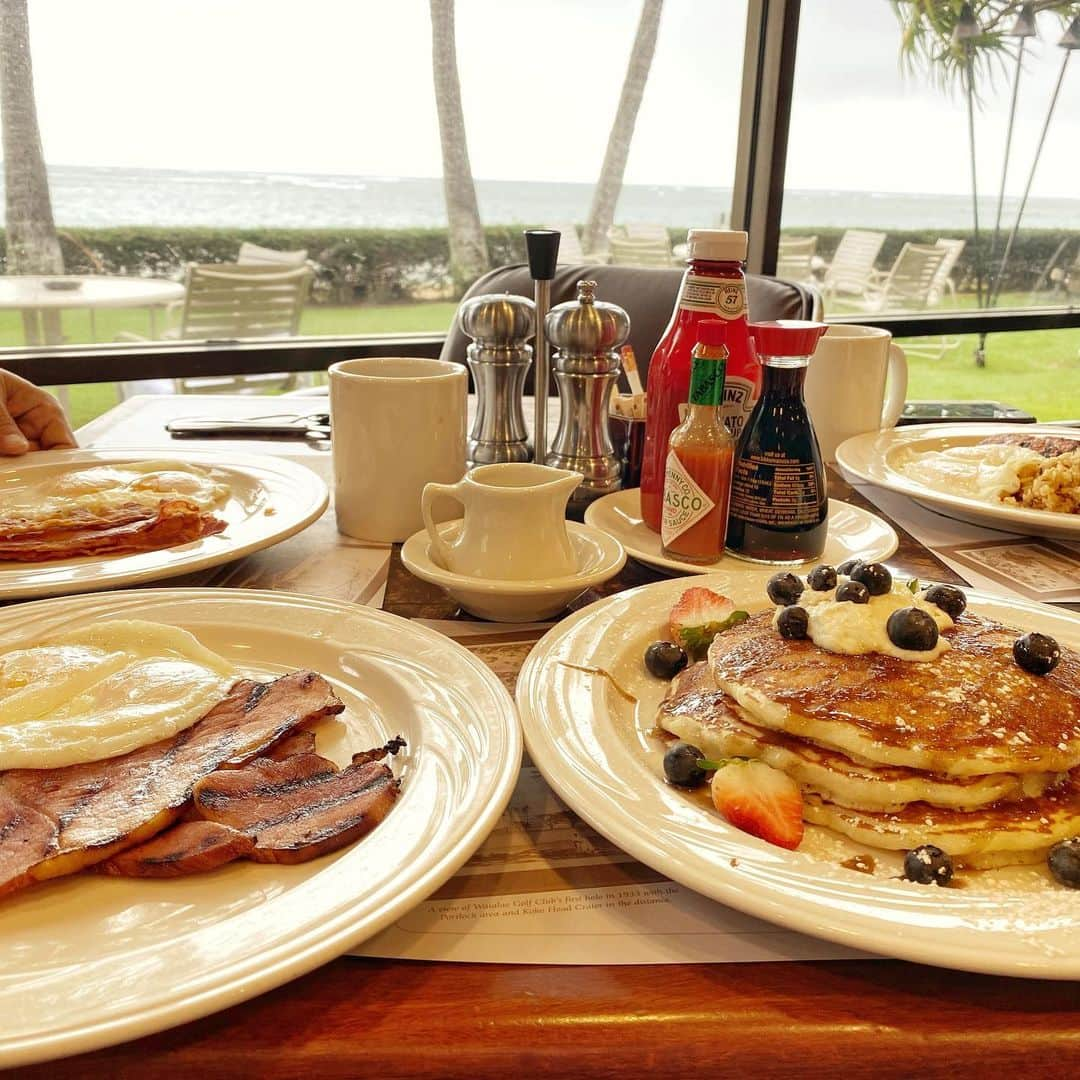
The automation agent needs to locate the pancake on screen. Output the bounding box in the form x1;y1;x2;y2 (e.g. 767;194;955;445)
659;664;1059;813
802;772;1080;869
709;610;1080;777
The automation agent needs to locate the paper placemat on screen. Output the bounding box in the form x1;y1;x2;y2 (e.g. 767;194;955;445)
852;482;1080;607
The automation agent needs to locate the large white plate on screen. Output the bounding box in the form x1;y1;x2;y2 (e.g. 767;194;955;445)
0;589;521;1066
584;488;898;583
836;423;1080;539
0;448;329;600
516;576;1080;979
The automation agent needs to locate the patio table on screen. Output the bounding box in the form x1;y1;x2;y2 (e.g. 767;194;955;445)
0;275;184;346
10;394;1080;1079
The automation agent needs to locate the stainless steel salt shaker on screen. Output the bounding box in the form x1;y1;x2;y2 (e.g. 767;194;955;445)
458;292;535;466
545;280;629;511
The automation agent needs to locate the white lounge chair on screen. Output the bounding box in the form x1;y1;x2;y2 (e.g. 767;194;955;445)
776;235;817;286
822;229;886;303
237;241;309;267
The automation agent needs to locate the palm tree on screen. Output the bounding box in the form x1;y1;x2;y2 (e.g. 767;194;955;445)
0;0;62;279
430;0;488;292
582;0;664;257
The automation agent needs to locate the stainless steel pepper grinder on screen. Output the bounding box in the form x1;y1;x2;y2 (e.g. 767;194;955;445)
545;279;629;513
525;229;560;465
458;292;535;466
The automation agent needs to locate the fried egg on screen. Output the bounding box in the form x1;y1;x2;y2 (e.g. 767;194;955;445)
2;460;230;530
895;443;1044;505
0;620;238;769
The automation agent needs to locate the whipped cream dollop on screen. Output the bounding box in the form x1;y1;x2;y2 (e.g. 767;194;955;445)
772;576;954;662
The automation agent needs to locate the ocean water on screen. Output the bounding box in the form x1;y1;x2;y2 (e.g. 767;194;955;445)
8;164;1080;233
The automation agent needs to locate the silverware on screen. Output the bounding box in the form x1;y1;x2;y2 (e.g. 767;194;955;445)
166;413;331;441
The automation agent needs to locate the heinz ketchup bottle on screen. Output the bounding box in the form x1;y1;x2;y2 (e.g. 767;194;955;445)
640;230;758;533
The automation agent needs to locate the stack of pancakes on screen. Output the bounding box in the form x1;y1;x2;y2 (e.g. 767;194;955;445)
659;610;1080;868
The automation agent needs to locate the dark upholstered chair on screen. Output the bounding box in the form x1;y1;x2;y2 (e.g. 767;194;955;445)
439;263;822;393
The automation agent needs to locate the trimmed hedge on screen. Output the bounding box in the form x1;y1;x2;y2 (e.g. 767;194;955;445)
0;224;1071;302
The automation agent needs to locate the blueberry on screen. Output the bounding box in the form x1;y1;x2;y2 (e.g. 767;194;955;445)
836;558;862;577
644;640;689;680
777;605;809;640
766;572;804;606
807;565;838;591
923;584;967;620
835;580;870;605
851;561;892;596
886;608;940;652
1047;838;1080;889
1013;632;1061;677
903;844;953;886
663;742;707;788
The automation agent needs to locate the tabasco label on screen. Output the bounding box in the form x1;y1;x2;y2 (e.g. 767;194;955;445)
677;274;747;318
662;451;715;547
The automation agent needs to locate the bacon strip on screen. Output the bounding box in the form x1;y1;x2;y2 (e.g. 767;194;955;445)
0;498;226;563
97;821;256;878
0;671;343;897
193;751;401;865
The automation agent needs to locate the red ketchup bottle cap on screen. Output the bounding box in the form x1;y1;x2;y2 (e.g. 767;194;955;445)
695;319;728;348
749;320;829;357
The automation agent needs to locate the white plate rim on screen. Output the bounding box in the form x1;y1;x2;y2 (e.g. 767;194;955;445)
0;588;522;1066
835;423;1080;536
583;489;899;576
0;447;330;600
515;576;1080;980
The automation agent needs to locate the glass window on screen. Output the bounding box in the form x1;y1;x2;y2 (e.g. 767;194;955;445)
1;0;746;371
782;0;1080;324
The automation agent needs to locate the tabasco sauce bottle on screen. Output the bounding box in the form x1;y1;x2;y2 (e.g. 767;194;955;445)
640;230;758;533
661;321;735;563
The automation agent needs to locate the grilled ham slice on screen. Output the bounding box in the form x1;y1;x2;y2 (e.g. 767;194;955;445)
98;821;256;878
0;671;343;897
193;750;401;864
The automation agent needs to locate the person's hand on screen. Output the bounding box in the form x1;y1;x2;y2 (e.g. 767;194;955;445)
0;370;77;455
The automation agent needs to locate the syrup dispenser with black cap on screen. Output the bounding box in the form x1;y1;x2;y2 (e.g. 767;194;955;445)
726;320;830;564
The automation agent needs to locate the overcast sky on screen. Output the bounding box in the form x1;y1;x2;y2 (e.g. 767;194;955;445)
24;0;1080;198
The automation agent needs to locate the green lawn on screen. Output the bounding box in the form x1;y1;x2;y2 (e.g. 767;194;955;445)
8;296;1076;429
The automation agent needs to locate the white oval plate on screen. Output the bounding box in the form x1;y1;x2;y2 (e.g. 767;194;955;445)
0;448;329;600
516;576;1080;980
584;488;898;584
836;423;1080;540
0;589;521;1067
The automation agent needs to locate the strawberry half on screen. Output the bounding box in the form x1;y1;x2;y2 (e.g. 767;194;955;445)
668;587;748;658
709;759;805;850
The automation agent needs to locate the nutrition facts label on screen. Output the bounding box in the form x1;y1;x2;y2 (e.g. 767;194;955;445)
730;453;822;527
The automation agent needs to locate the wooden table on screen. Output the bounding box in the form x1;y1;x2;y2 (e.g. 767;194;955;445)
11;396;1080;1079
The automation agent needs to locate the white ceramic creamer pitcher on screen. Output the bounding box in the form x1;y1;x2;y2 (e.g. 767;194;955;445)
421;463;581;580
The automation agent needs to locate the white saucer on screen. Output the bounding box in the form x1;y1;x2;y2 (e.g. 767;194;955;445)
584;489;898;583
401;520;626;622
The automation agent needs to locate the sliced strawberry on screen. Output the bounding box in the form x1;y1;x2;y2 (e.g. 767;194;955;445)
710;759;804;850
668;587;747;658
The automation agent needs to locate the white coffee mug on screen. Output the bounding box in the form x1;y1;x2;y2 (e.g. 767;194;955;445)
329;357;467;542
804;325;908;463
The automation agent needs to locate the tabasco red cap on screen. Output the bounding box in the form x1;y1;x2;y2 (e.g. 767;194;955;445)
695;319;727;348
748;320;829;357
